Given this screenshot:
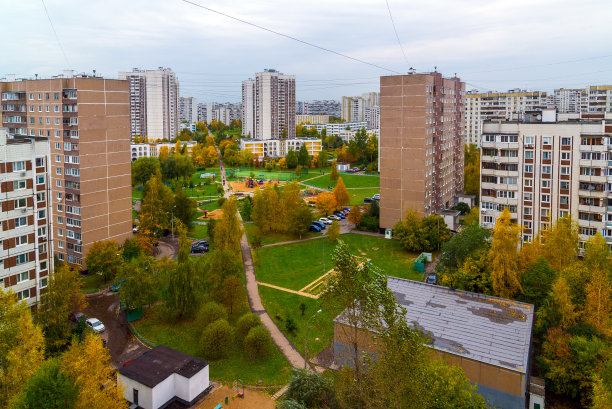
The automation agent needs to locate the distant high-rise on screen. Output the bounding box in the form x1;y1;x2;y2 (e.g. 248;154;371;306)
299;100;341;117
179;97;198;123
197;103;206;123
242;69;296;140
119;68;179;141
379;73;465;229
341;93;379;122
206;102;241;125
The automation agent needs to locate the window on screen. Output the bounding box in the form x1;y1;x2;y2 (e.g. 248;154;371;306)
17;272;30;284
561;166;570;175
13;180;26;190
581;167;596;176
524;192;533;201
560;210;569;218
55;142;61;150
17;289;30;301
40;261;47;271
29;93;34;100
543;137;552;145
36;192;45;202
56;180;62;188
525;150;534;159
54;105;59;112
57;204;63;212
524;165;533;173
542;180;551;188
15;217;27;227
57;192;62;200
560;196;569;205
57;253;64;261
37;209;46;219
55;130;60;137
40;278;48;289
524;179;533;187
524;207;532;215
14;198;26;209
561;181;570;190
35;157;44;167
38;226;46;237
58;241;64;249
483;216;494;224
58;228;63;236
542;165;551;174
525;136;534;145
541;208;550;217
542;151;552;160
38;243;47;254
16;253;30;265
542;194;550;203
562;137;571;146
64;142;71;151
15;235;28;246
37;175;44;185
57;216;63;224
523;221;532;229
13;161;25;171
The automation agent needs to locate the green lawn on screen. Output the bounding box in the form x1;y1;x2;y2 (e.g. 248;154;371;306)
132;187;143;200
259;286;341;357
254;233;422;291
191;168;222;185
189;223;208;240
347;188;380;205
80;273;105;292
245;223;322;246
302;173;380;189
133;308;291;385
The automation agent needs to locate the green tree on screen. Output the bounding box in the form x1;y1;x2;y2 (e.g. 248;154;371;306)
213;198;243;251
0;291;45;407
85;240;123;283
329;160;339;182
161;154;178;180
328;221;340;243
244;325;273;360
200;319;233;359
12;359;78;409
240;196;253;221
237;313;262;340
521;258;555;308
36;263;86;352
286;149;298;169
298;144;310;167
173;187;196;231
317;150;329;168
288;204;313;239
365;134;378;163
280;368;338;409
139;170;174;236
438;222;491;275
217;276;243;315
489;208;522;299
420;214;451;251
196;302;228;329
131;157;161;187
117;257;160;314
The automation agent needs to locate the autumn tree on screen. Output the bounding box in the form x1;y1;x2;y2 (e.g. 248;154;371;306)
61;332;127;409
252;186;278;234
288;204;313;239
117;257;160;315
213;198;243;252
217;276;243;315
0;291;45;407
328;221;340;243
541;216;579;272
489;208;522;299
464;206;479;225
393;209;424;252
317;150;329;168
201;319;233;359
173;187;196;231
244;325;273;361
366;134;378;163
537;277;579;333
584;267;612;336
36;263;86;352
348;205;362;226
333;177;350;208
464;143;479;199
85;240;123;283
329;160;339;182
12;359;78;409
131;156;161;187
585;232;612;280
316;191;338;216
139;170;174;236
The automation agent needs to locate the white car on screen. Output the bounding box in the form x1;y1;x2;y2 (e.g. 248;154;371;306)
86;318;106;333
328;215;341;221
319;217;332;225
373;194;380;200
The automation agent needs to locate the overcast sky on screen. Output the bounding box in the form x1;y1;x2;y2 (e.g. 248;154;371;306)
2;0;611;102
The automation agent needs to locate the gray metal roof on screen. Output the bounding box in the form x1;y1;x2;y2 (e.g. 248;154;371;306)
337;277;534;373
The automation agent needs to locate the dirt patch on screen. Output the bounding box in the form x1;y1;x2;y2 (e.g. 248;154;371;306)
195;385;275;409
198;209;224;220
229;180;286;194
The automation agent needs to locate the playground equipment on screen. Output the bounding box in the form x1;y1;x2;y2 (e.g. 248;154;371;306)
233;379;245;398
245;178;255;188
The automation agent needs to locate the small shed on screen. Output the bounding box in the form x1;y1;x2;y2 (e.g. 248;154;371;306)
436;209;461;231
118;345;210;409
455;193;476;209
336;162;350;172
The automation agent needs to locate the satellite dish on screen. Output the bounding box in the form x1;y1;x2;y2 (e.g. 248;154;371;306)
536;115;542;120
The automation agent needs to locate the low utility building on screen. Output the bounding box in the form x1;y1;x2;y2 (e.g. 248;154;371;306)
333;277;534;409
118;345;210;409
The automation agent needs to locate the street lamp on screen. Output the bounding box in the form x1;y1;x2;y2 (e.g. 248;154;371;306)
304;309;322;369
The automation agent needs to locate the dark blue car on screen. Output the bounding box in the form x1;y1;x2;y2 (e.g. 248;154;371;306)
311;221;326;230
309;224;322;232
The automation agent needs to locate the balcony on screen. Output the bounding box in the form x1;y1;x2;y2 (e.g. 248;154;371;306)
578;204;604;213
578;219;604;230
579;174;607;184
580;144;606;153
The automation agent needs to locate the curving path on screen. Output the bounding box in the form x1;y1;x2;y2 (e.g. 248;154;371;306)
215;145;307;368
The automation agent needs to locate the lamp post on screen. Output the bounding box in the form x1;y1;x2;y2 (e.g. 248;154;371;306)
304;309;322;369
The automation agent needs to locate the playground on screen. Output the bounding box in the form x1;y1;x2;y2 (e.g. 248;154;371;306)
228;177;286;194
196;207;224;220
196;384;274;409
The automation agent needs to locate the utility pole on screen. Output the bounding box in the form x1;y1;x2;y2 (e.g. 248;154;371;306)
304;309;322;369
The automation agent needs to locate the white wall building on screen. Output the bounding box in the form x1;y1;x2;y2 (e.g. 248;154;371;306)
118;346;210;409
179;97;197;123
119;68;180;141
131;141;197;161
302;121;368;135
240;137;322;159
0;129;53;306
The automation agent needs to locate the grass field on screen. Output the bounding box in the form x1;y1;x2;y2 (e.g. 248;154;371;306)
132;188;143;200
259;286;340;357
254;233;422;291
189;223;208;240
80;273;105;292
245;223;322;247
302;173;380;189
133;307;291;385
347;188;380;205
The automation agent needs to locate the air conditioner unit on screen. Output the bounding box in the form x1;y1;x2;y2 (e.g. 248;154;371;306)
20;208;27;213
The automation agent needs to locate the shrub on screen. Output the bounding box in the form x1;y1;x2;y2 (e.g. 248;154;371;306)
196;302;228;329
237;313;262;340
217;197;226;207
285;316;297;333
200;319;233;359
359;214;379;232
244;325;273;360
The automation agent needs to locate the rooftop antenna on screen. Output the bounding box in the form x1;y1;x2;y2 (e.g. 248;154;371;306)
93;69;96;77
434;66;437;72
35;74;38;80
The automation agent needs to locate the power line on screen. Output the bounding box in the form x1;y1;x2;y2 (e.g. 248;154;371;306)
384;0;409;69
463;54;612;75
40;0;70;69
179;0;401;75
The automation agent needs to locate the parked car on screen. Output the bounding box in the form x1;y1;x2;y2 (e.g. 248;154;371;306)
364;197;372;203
334;211;346;219
191;242;209;253
328;215;340;221
426;273;437;285
86;318;106;333
343;207;351;212
319;217;332;225
312;221;326;230
309;224;322;232
373;193;380;200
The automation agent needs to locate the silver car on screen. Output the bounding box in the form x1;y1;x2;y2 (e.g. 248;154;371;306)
86;318;106;333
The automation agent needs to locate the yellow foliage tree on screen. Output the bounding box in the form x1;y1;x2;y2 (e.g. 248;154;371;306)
585;232;611;279
518;233;543;273
333;177;350;208
213;198;243;252
0;292;44;407
541;216;579;272
316;191;338;216
585;268;612;336
159;145;169;161
61;332;127;409
489;208;522;299
552;276;579;328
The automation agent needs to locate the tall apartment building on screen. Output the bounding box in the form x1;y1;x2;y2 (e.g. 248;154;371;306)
365;105;380;130
179;97;197;123
547;88;588;113
341;93;379;122
479;109;612;248
242;69;296;140
0;129;52;305
299;100;341;116
465;90;546;147
379;73;465;229
587;85;612;114
197;103;206;123
1;76;132;269
118;68;179;141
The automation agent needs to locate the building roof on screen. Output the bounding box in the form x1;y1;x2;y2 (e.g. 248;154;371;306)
337;278;534;373
118;345;208;388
